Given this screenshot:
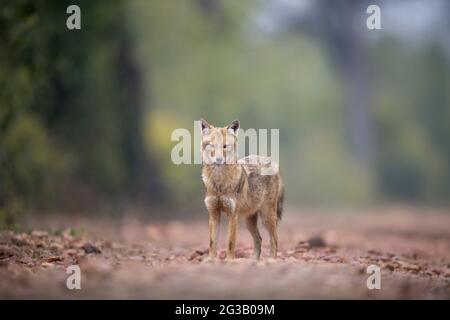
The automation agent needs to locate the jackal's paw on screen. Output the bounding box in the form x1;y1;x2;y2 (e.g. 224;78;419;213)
266;257;277;264
202;256;216;264
226;254;235;260
253;253;261;260
225;258;246;265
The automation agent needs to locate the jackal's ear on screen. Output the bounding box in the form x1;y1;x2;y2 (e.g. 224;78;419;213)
200;118;211;134
227;119;240;135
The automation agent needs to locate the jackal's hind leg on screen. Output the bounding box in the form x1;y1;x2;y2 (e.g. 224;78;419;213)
262;208;278;258
246;213;262;260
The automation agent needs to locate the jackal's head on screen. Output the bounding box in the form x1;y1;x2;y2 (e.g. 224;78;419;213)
199;119;240;165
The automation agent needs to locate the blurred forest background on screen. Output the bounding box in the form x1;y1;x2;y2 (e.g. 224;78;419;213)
1;0;449;226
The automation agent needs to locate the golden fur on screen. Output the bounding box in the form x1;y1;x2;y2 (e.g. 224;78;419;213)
200;119;284;259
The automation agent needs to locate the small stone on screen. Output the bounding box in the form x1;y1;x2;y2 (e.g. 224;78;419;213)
398;261;421;273
189;252;200;261
19;256;33;264
129;256;145;261
307;235;326;248
82;243;101;254
50;243;63;250
235;249;249;258
195;247;208;255
384;264;395;271
296;241;309;248
31;231;48;238
41;262;55;268
46;256;63;263
64;249;78;256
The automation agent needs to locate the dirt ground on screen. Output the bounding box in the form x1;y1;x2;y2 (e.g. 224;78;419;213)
1;206;449;299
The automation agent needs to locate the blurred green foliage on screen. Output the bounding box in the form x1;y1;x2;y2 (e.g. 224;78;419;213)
0;0;163;224
0;0;449;223
374;44;450;203
130;0;449;206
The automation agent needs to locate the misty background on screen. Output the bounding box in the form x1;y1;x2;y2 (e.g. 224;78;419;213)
1;0;449;225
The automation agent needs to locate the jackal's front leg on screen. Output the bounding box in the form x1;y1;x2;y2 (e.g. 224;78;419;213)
208;211;220;258
226;213;238;259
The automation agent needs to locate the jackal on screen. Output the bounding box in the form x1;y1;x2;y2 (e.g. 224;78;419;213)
200;119;284;259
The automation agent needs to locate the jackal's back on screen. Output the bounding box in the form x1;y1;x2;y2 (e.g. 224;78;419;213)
238;155;284;219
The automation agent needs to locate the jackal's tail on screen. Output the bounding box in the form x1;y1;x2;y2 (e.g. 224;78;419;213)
276;187;284;221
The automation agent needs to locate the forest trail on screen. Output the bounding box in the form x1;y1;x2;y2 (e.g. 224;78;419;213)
1;207;449;299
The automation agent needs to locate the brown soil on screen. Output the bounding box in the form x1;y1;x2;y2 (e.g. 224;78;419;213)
1;206;449;299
